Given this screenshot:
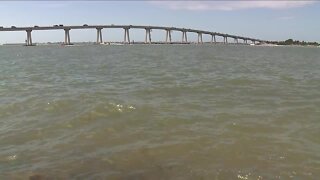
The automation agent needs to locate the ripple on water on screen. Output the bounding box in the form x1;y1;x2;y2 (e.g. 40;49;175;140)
1;45;320;179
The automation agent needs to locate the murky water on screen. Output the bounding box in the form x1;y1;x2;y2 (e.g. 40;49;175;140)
1;44;320;179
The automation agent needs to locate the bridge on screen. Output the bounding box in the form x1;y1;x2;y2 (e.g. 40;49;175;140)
0;24;268;46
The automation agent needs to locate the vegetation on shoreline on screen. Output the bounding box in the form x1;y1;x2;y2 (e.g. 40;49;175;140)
275;39;319;46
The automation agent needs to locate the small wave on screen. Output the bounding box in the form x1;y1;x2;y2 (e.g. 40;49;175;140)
57;102;137;130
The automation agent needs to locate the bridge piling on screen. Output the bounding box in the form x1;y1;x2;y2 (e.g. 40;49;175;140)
26;30;32;46
181;32;184;43
165;29;172;43
165;30;168;43
145;29;148;43
197;33;203;44
145;28;151;44
124;29;126;43
182;31;187;43
184;31;188;43
64;29;71;45
123;28;130;44
96;28;103;44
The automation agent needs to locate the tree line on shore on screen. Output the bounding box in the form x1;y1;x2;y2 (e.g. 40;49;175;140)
272;39;319;46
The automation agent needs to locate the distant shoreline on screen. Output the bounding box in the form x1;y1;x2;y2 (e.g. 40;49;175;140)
0;42;319;47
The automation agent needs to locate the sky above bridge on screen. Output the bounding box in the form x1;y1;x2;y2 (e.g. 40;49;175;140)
0;1;319;43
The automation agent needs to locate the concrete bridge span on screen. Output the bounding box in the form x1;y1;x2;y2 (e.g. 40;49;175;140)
0;24;267;46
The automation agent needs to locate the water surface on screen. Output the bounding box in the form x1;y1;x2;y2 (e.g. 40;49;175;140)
0;45;320;179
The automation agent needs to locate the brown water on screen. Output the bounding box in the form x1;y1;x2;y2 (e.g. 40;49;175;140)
0;45;320;179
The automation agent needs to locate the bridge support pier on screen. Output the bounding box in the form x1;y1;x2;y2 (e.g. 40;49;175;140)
165;29;172;43
123;28;130;44
224;36;228;44
64;29;71;45
96;28;103;44
182;31;187;43
211;34;216;44
26;30;33;46
234;38;239;44
145;28;152;44
197;33;203;44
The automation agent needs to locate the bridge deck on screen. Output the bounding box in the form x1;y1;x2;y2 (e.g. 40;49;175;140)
0;25;264;42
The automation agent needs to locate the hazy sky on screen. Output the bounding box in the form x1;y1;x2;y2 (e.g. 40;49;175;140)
0;1;319;43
